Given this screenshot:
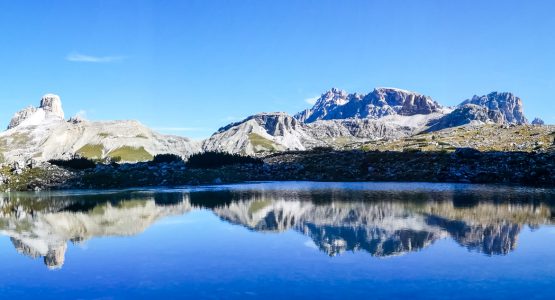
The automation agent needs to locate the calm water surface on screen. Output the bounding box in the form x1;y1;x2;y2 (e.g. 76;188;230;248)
1;181;555;299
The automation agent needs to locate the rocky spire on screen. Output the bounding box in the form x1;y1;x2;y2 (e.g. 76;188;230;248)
40;94;64;119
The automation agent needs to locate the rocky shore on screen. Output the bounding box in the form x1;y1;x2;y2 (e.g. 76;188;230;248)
1;148;554;192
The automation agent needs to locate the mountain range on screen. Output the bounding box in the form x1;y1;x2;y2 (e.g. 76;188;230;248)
203;87;531;155
0;87;538;162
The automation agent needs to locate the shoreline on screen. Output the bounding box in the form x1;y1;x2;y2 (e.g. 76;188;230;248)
1;149;554;192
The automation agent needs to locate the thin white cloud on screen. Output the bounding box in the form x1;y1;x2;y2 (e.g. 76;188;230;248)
75;109;88;119
305;96;319;105
66;52;125;63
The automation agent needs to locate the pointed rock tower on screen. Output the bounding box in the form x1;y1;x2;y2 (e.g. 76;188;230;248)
40;94;64;119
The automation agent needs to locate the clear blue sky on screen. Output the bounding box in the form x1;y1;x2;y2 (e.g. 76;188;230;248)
1;0;554;138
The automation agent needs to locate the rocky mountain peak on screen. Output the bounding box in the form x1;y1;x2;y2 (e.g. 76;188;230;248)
461;92;527;124
532;118;545;125
316;88;350;106
295;87;443;123
7;106;38;129
40;94;64;119
7;94;65;130
367;87;443;116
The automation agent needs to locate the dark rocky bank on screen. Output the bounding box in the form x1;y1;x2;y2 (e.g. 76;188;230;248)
1;148;554;192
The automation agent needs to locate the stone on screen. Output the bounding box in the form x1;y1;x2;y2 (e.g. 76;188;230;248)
40;94;65;119
453;148;481;159
7;106;38;129
459;92;528;124
532;118;545;126
295;87;443;123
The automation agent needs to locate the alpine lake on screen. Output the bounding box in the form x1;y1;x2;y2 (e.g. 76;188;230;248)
1;181;555;299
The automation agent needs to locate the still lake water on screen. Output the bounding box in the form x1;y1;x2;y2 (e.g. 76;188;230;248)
1;181;555;299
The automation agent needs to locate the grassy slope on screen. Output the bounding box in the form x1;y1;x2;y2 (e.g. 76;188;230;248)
107;146;153;162
77;144;104;159
248;133;277;152
362;125;555;153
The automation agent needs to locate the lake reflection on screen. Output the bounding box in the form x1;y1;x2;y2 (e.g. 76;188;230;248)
1;182;554;270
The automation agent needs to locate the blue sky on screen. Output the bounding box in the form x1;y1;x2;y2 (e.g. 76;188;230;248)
1;0;554;138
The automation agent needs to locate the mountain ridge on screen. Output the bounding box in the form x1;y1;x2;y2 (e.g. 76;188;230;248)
0;87;544;161
205;87;533;155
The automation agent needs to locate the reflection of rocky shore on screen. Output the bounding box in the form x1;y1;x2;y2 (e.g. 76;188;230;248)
204;188;554;256
0;186;554;268
0;192;192;269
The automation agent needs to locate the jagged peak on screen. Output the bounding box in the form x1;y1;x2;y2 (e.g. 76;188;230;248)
460;91;527;124
7;93;65;130
326;87;347;95
40;93;64;119
216;112;297;133
374;87;421;95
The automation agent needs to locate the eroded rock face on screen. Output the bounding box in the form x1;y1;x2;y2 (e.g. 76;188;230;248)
203;112;321;155
427;104;491;132
2;94;200;163
40;94;65;119
460;92;528;125
295;87;443;123
7;106;38;129
7;94;64;130
427;92;530;132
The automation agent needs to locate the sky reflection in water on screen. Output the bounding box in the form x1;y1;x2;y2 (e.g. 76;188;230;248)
0;182;554;299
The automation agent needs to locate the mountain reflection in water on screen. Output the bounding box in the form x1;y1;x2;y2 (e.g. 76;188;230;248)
0;183;554;269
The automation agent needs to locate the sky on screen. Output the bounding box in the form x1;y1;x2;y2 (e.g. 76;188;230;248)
1;0;554;139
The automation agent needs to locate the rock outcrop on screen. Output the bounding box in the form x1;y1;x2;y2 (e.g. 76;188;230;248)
8;106;38;129
427;92;530;131
8;94;65;130
2;94;201;162
459;92;528;124
295;87;444;123
202;111;432;155
203;112;323;155
40;94;65;119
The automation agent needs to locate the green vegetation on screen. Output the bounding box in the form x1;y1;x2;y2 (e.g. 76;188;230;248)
107;146;153;162
362;125;555;153
0;166;49;191
187;151;263;169
49;158;97;170
150;153;184;164
248;133;277;152
98;132;110;138
76;144;104;159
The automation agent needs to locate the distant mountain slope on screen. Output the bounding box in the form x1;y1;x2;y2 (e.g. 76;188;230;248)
295;87;445;123
1;88;540;161
427;91;529;131
202;113;323;154
202;111;443;155
0;95;200;163
207;87;534;155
